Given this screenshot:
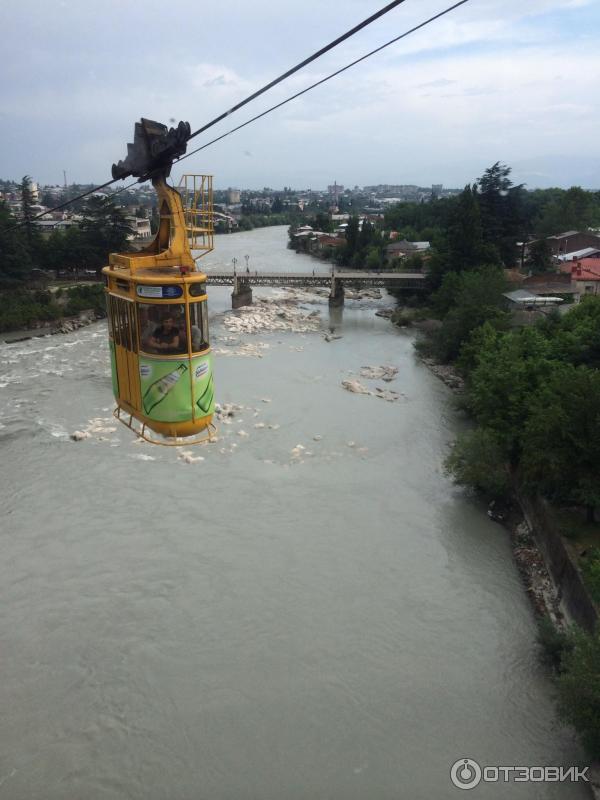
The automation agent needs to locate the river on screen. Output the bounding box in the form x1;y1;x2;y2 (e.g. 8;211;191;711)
0;226;588;799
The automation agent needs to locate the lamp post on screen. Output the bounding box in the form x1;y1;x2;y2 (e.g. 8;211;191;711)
245;254;250;274
232;257;237;276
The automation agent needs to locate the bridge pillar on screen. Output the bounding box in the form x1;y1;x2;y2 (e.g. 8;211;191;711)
329;277;344;307
231;276;253;309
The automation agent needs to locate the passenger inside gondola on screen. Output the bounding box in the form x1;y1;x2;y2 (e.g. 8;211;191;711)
138;303;188;355
148;313;181;354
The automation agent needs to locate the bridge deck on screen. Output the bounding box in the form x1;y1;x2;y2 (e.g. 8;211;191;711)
205;271;425;289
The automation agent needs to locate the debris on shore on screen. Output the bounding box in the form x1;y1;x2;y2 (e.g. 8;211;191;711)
419;357;464;391
502;509;563;625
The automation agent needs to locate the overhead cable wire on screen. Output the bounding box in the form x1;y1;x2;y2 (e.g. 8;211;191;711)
175;0;471;169
11;0;411;227
16;178;136;228
187;0;410;141
12;0;469;227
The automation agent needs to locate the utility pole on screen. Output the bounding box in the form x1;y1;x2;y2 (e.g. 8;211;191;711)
63;170;67;189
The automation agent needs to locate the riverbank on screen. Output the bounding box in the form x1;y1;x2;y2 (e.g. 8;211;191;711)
0;283;106;336
416;339;599;793
416;347;596;626
1;308;104;344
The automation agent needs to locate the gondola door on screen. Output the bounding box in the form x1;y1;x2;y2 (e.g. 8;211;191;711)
107;294;140;411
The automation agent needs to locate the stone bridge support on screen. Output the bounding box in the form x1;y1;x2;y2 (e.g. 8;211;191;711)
231;275;253;309
329;276;345;307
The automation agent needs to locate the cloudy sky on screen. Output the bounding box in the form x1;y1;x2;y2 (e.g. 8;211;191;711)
1;0;599;190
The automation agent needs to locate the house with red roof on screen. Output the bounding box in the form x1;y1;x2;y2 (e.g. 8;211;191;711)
570;259;600;301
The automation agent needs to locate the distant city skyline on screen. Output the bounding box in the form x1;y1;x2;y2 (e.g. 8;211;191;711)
2;0;599;190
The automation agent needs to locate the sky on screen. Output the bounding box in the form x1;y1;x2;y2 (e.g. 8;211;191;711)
1;0;599;191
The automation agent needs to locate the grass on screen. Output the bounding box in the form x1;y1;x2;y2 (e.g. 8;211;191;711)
554;506;600;606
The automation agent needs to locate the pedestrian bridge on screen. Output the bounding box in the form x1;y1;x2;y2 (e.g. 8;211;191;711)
205;270;426;307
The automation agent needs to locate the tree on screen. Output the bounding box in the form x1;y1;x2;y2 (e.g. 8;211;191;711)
365;246;383;271
427;185;500;290
40;229;67;279
444;427;510;496
477;162;525;267
520;363;600;519
536;186;596;237
446;185;489;271
0;201;33;283
468;325;552;460
313;211;332;233
431;266;508;363
341;215;360;264
271;196;283;214
557;630;600;759
550;295;600;369
431;271;462;316
79;196;133;269
526;239;553;272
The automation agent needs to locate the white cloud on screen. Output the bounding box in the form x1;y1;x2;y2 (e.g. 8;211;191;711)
0;0;598;186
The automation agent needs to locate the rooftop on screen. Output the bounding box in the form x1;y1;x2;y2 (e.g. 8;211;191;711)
557;247;600;262
571;260;600;281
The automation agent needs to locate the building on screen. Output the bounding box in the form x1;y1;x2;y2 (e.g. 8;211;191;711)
125;216;152;240
570;260;600;300
545;231;600;256
227;188;241;204
557;247;600;266
315;235;345;253
327;182;344;202
503;289;563;309
36;219;78;239
386;240;430;261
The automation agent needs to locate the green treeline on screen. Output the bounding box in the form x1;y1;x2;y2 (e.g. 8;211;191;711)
410;164;600;759
234;211;303;232
441;301;600;757
385;164;600;269
298;210;388;270
0;177;132;330
1;178;133;283
300;162;600;271
0;284;106;333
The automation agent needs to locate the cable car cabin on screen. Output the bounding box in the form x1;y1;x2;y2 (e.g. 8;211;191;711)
102;170;215;443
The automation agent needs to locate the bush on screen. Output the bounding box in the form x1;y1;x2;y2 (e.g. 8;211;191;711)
444;427;510;497
536;616;573;672
63;284;105;317
581;548;600;604
0;284;105;331
557;629;600;759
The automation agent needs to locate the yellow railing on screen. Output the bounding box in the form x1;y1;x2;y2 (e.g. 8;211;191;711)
177;174;214;259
